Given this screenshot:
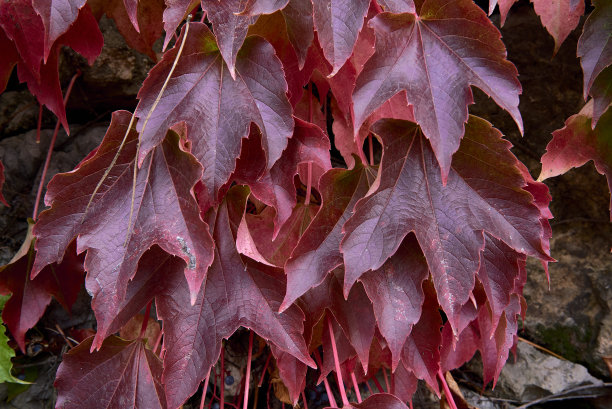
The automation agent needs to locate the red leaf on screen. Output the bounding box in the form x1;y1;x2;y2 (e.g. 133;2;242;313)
338;393;410;409
240;0;288;15
0;30;19;94
353;1;522;180
282;163;371;311
312;0;370;76
378;0;415;13
31;0;87;61
155;187;314;409
270;345;308;405
33;111;214;313
359;234;428;370
390;362;418;403
532;0;584;54
539;100;612;218
440;321;478;373
401;280;441;392
162;0;198;49
578;0;612;124
0;231;84;352
55;336;166;409
341;117;551;332
135;23;293;204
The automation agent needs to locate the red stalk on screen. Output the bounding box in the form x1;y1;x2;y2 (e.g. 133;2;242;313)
365;380;374;395
258;352;272;387
139;300;153;338
36;103;43;143
153;330;163;355
382;367;390;393
313;349;338;408
327;315;349;406
351;372;362;403
208;368;217;409
372;375;385;393
368;134;374;166
438;370;458;409
220;348;225;409
32;71;80;220
409;401;414;409
200;369;211;409
301;391;309;409
304;161;313;206
243;331;254;409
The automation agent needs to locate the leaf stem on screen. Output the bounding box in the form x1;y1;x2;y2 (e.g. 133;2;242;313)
351;372;362;403
305;161;313;206
221;346;225;409
243;331;254;409
371;374;385;393
201;368;211;409
32;71;80;220
438;370;458;409
301;390;309;409
313;349;338;408
368;134;374;166
327;315;349;406
153;330;163;354
36;103;42;143
139;299;153;339
382;366;390;392
258;351;272;387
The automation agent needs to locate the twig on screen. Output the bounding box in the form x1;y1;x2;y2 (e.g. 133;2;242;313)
514;383;612;409
518;337;567;361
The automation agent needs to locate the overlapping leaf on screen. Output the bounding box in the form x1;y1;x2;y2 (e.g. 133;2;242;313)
31;0;87;60
341;117;551;332
33;111;214;318
135;23;293;205
352;0;522;180
55;336;166;409
156;187;314;409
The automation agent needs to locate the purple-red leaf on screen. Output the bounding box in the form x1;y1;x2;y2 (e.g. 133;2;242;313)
359;234;428;370
282;163;371;310
353;1;522;180
31;0;87;61
337;392;410;409
33;111;213;315
161;0;198;49
156;187;314;409
378;0;415;13
341;117;551;332
136;23;293;204
55;336;166;409
312;0;370;76
532;0;584;53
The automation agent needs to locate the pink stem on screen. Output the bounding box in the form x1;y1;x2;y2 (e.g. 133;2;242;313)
301;391;309;409
304;161;313;206
438;370;458;409
365;380;374;395
382;367;390;393
258;352;272;387
220;348;225;409
243;331;254;409
314;349;338;408
200;11;207;23
201;369;211;409
139;300;153;338
409;401;414;409
351;372;362;403
372;376;384;393
368;134;374;166
327;315;349;406
32;71;80;220
36;103;43;143
208;368;217;409
153;330;163;355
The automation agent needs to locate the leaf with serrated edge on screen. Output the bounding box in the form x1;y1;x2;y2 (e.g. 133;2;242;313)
135;23;293;204
341;117;551;333
353;0;522;181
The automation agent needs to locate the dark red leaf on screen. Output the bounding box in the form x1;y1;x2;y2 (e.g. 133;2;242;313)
0;231;84;352
270;345;308;405
240;0;288;15
55;336;166;409
353;0;522;180
341;117;550;333
282;163;371;311
390;362;418;403
136;23;293;204
0;30;19;94
359;234;428;370
31;0;87;61
337;393;410;409
162;0;198;49
155;187;314;409
312;0;370;76
440;321;478;372
540;100;612;218
578;0;612;124
33;111;213;314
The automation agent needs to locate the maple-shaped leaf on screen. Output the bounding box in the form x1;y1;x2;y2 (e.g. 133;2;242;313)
282;163;372;311
136;23;293;204
540;100;612;218
0;160;7;206
232;118;331;233
55;336;166;409
92;246;177;349
578;0;612;125
0;225;84;352
312;0;370;76
33;110;213;314
359;234;428;370
90;0;165;60
31;0;87;61
400;280;441;392
341;117;551;332
352;0;522;180
156;187;314;409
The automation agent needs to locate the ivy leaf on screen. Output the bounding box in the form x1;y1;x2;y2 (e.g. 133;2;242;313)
353;0;522;180
281;163;371;311
156;187;315;409
55;336;166;409
341;117;551;332
31;0;87;61
540;100;612;218
578;0;612;125
359;234;428;370
33;111;214;315
312;0;370;76
135;23;293;205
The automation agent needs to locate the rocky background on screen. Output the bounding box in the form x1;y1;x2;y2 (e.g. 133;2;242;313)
0;2;610;409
